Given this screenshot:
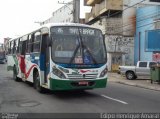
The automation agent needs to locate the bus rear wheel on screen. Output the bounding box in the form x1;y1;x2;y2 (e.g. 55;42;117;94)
34;72;45;93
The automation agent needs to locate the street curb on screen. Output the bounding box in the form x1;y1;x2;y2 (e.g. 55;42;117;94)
114;81;160;91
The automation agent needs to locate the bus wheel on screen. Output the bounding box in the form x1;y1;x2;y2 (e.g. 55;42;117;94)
13;66;20;81
34;72;45;93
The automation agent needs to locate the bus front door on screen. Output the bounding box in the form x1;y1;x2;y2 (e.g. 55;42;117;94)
19;40;26;79
41;34;49;84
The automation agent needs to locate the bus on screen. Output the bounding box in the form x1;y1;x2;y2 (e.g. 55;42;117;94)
7;23;107;93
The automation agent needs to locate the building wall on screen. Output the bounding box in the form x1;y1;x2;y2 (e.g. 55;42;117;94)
0;43;4;52
105;35;134;65
122;7;136;36
90;17;134;71
134;6;160;64
122;0;160;37
4;38;10;54
41;1;74;25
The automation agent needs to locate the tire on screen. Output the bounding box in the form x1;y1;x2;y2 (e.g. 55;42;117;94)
34;72;45;93
126;71;135;80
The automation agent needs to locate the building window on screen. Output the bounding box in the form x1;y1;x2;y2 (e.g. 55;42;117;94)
146;29;160;51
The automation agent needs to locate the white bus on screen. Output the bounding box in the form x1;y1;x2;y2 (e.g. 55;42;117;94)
7;23;107;93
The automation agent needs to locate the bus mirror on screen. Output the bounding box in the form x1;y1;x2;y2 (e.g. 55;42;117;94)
41;27;49;35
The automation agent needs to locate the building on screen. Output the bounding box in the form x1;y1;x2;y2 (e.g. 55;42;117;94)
84;0;134;71
84;0;160;71
3;37;11;55
0;43;4;52
41;0;80;25
135;5;160;64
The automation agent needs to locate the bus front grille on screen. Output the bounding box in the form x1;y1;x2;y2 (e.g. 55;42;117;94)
67;74;98;79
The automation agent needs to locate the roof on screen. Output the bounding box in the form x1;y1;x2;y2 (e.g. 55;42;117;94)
9;23;100;41
41;23;96;29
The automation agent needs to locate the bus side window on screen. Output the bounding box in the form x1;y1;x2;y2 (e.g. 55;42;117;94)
28;34;33;53
15;39;19;54
19;38;23;54
13;40;16;54
25;35;29;53
11;41;14;54
33;32;41;53
8;42;11;54
17;38;20;54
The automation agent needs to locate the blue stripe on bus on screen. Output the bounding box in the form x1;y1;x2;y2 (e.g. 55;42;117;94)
57;63;104;68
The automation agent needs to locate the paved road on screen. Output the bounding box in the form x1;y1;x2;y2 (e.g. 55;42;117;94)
0;64;160;114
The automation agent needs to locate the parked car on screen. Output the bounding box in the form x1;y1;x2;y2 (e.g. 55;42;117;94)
119;61;157;80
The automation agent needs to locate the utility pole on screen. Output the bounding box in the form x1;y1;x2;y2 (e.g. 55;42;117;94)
73;0;80;23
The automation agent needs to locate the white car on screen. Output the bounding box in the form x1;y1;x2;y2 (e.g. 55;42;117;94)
119;61;157;80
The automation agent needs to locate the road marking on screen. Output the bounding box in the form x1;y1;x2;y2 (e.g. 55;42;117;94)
101;94;128;105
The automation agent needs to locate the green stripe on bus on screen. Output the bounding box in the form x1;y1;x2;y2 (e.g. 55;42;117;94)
49;78;107;91
12;55;19;73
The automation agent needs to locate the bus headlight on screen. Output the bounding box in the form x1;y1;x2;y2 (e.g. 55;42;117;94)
52;66;66;79
59;67;69;73
100;67;108;78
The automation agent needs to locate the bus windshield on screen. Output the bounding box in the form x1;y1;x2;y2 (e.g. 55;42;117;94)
51;26;107;65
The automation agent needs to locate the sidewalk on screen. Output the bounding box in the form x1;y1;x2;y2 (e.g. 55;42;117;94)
108;72;160;91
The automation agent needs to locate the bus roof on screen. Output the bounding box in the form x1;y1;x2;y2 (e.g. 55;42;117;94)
42;23;97;29
9;23;100;41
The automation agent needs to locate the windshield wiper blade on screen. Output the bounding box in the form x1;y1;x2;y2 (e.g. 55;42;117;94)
77;27;98;65
69;44;80;64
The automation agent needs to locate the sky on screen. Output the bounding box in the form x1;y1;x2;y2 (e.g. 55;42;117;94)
0;0;91;43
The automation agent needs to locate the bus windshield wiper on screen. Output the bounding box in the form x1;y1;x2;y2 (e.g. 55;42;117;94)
77;27;97;65
69;44;80;64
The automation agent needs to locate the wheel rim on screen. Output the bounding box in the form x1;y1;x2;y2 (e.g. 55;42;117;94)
127;73;133;79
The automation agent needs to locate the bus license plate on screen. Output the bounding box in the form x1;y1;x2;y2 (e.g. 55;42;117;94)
78;81;88;85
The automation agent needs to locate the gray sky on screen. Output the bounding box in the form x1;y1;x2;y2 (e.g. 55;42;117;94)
0;0;91;43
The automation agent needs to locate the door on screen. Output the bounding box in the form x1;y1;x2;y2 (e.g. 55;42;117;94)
19;40;27;76
41;34;49;83
136;62;148;76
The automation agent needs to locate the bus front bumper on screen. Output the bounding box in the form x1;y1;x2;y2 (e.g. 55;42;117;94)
49;78;107;91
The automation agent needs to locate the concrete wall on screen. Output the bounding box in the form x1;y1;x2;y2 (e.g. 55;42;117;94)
105;35;134;66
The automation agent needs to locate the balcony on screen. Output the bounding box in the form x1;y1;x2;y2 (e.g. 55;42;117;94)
85;6;96;23
85;0;123;24
85;0;102;6
99;0;123;14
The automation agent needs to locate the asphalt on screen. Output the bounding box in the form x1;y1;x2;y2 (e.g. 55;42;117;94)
108;72;160;91
0;64;160;114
